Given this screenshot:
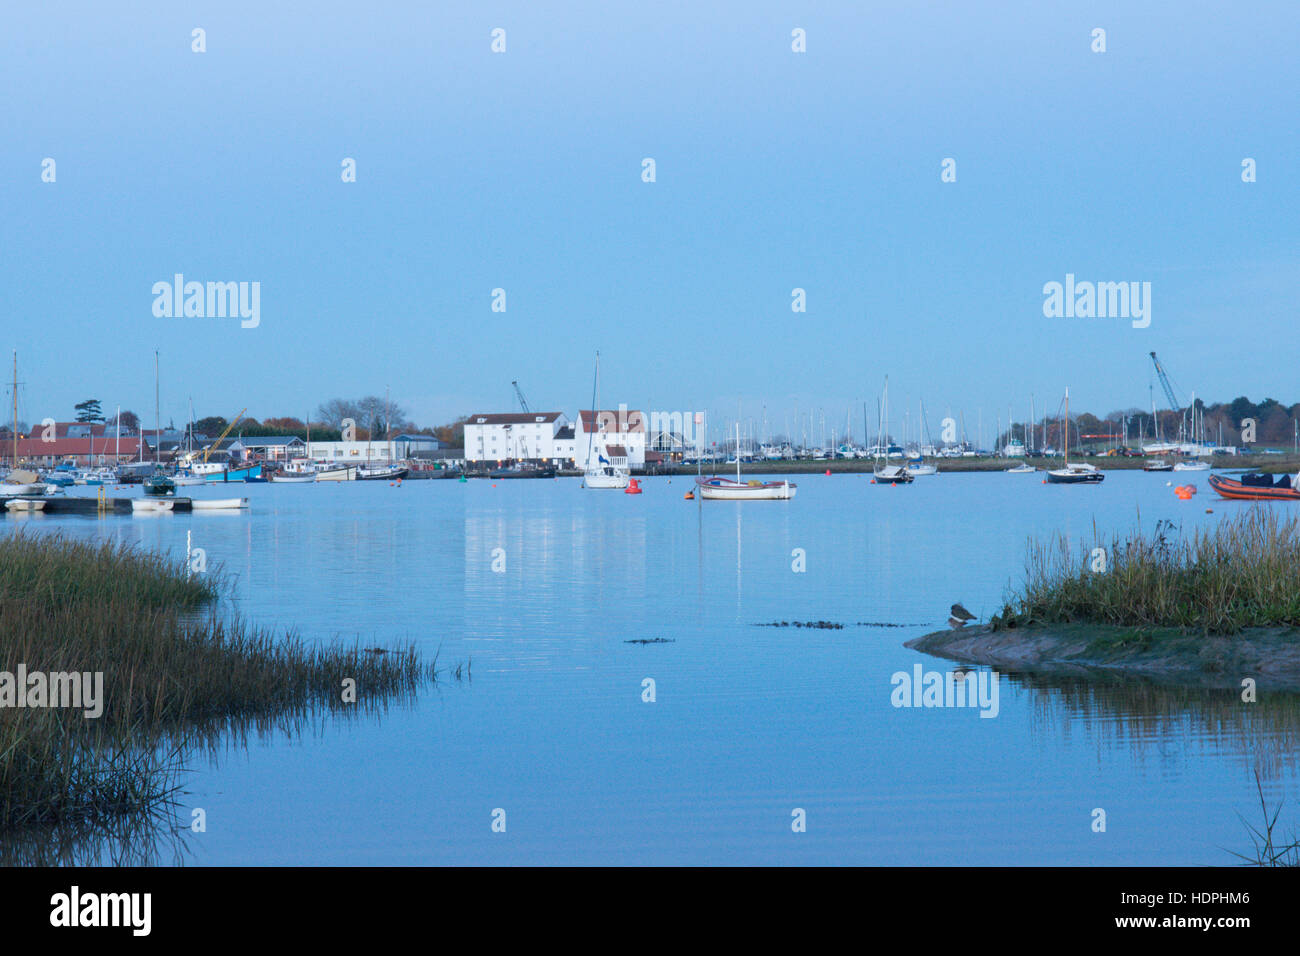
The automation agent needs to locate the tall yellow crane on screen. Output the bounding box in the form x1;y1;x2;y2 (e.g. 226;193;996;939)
202;408;247;463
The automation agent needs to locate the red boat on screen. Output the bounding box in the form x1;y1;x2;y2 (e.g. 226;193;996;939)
1208;473;1300;502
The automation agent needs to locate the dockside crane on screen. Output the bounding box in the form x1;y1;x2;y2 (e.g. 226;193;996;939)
1149;352;1180;413
200;408;247;463
512;380;530;414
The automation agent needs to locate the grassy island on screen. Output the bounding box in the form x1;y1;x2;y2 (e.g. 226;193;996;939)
908;510;1300;687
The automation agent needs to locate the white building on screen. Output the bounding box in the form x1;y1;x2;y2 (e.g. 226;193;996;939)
577;408;646;470
463;412;575;466
308;439;405;463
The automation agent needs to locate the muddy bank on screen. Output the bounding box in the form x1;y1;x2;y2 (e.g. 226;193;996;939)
905;623;1300;691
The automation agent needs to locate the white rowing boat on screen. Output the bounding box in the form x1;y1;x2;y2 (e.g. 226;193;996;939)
5;498;45;512
131;499;174;513
190;497;249;510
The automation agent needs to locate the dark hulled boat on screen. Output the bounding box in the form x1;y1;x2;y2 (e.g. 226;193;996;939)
143;473;175;496
487;465;556;479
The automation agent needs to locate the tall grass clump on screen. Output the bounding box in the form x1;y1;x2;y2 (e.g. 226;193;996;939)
1228;770;1300;867
998;509;1300;635
0;532;444;833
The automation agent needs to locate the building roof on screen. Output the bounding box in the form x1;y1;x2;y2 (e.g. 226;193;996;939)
393;433;446;445
26;422;123;439
578;410;645;433
555;425;575;440
605;444;628;457
233;436;304;447
468;412;564;426
11;436;151;457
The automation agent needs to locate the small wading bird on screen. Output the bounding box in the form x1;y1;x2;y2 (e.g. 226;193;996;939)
948;603;977;629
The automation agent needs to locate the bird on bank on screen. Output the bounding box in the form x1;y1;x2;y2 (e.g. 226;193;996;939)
948;603;977;628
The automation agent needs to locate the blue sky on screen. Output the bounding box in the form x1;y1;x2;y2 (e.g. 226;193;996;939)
3;1;1296;436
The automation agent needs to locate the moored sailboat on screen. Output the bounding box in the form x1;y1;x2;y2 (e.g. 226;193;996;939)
695;424;796;500
873;378;913;484
581;353;631;489
1047;389;1104;484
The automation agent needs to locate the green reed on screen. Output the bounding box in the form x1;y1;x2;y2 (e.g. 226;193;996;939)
0;532;441;831
997;509;1300;635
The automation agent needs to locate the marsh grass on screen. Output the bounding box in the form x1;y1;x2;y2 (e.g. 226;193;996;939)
994;509;1300;635
1228;770;1300;867
0;532;444;832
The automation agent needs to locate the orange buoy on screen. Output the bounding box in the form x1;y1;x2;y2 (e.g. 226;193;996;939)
625;478;642;495
684;491;694;500
825;469;831;477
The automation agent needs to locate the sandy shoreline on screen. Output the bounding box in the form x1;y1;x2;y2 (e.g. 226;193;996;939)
905;622;1300;691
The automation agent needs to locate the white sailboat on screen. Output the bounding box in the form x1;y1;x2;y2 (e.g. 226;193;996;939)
582;352;630;489
696;423;795;499
873;377;912;484
905;399;938;476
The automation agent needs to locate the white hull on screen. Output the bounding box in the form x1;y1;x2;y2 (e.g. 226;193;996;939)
583;470;630;489
316;467;356;482
1006;464;1036;473
697;479;796;500
1172;461;1210;471
5;499;45;512
270;475;317;483
873;465;910;480
131;499;174;513
1;483;46;496
173;475;206;486
905;463;937;476
191;497;249;510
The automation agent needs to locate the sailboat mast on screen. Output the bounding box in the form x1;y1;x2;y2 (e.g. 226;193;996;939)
154;350;160;465
1064;388;1070;463
11;351;17;467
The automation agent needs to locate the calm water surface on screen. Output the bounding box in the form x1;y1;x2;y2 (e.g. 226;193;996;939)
6;470;1295;865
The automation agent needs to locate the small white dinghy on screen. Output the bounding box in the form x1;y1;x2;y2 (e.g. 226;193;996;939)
190;497;249;510
131;499;174;513
5;498;46;512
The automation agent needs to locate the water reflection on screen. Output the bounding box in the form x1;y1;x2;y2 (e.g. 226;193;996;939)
0;687;429;866
1012;669;1300;780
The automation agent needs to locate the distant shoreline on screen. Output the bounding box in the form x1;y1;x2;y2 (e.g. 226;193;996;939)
631;454;1300;477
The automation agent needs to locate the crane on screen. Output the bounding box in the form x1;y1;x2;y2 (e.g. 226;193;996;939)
512;381;530;414
201;408;247;463
1149;352;1180;412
